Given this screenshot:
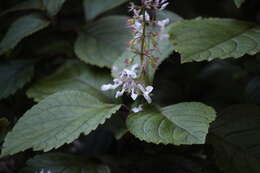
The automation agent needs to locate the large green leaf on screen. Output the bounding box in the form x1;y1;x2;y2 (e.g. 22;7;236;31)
27;61;116;102
0;60;34;99
75;16;131;68
21;153;110;173
234;0;246;8
83;0;128;21
209;105;260;173
127;103;216;145
0;14;50;55
42;0;67;16
169;18;260;63
1;90;121;157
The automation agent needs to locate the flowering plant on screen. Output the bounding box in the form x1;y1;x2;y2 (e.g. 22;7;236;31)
0;0;259;172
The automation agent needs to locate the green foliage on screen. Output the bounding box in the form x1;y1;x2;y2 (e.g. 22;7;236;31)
74;16;131;68
42;0;67;16
0;14;50;55
1;90;121;157
83;0;128;21
0;60;34;99
0;118;9;142
21;153;110;173
127;103;216;145
210;105;260;173
27;61;116;102
169;18;260;63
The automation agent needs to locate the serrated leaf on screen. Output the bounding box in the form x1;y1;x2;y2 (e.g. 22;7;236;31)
112;28;174;83
234;0;246;8
127;103;216;145
83;0;128;21
27;61;116;102
0;14;50;55
21;153;110;173
1;90;121;157
169;18;260;63
42;0;67;16
0;60;34;99
210;105;260;173
74;16;131;68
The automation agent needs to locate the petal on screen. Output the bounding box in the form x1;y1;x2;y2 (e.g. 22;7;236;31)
131;88;138;100
101;84;113;91
145;86;154;93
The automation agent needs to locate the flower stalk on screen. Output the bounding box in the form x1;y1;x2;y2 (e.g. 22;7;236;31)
101;0;170;112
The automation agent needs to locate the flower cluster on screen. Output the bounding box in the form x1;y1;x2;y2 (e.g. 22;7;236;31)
101;0;169;112
101;64;153;104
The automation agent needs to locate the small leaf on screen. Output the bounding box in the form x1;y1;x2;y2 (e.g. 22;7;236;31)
234;0;246;8
0;60;34;99
83;0;128;21
42;0;67;16
169;18;260;63
210;105;260;173
22;153;110;173
0;14;50;55
27;60;116;102
74;16;131;68
1;90;121;157
127;103;216;145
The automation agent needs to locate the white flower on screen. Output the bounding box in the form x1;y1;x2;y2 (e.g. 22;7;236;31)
101;79;122;91
157;18;170;28
132;104;143;113
138;84;153;104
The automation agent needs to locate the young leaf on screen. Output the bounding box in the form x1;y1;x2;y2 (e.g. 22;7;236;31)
1;90;121;157
27;61;116;102
234;0;246;8
209;105;260;173
0;14;50;55
0;60;34;99
74;16;131;68
83;0;128;21
127;103;216;145
21;153;110;173
42;0;67;16
169;18;260;63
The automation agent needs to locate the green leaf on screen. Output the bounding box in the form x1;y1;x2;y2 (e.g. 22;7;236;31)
127;103;216;145
169;18;260;63
21;153;110;173
210;105;260;173
42;0;67;16
234;0;246;8
1;90;121;157
0;60;34;99
157;10;183;23
112;28;174;83
74;16;131;68
27;61;116;102
0;0;44;16
0;14;50;55
83;0;128;21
